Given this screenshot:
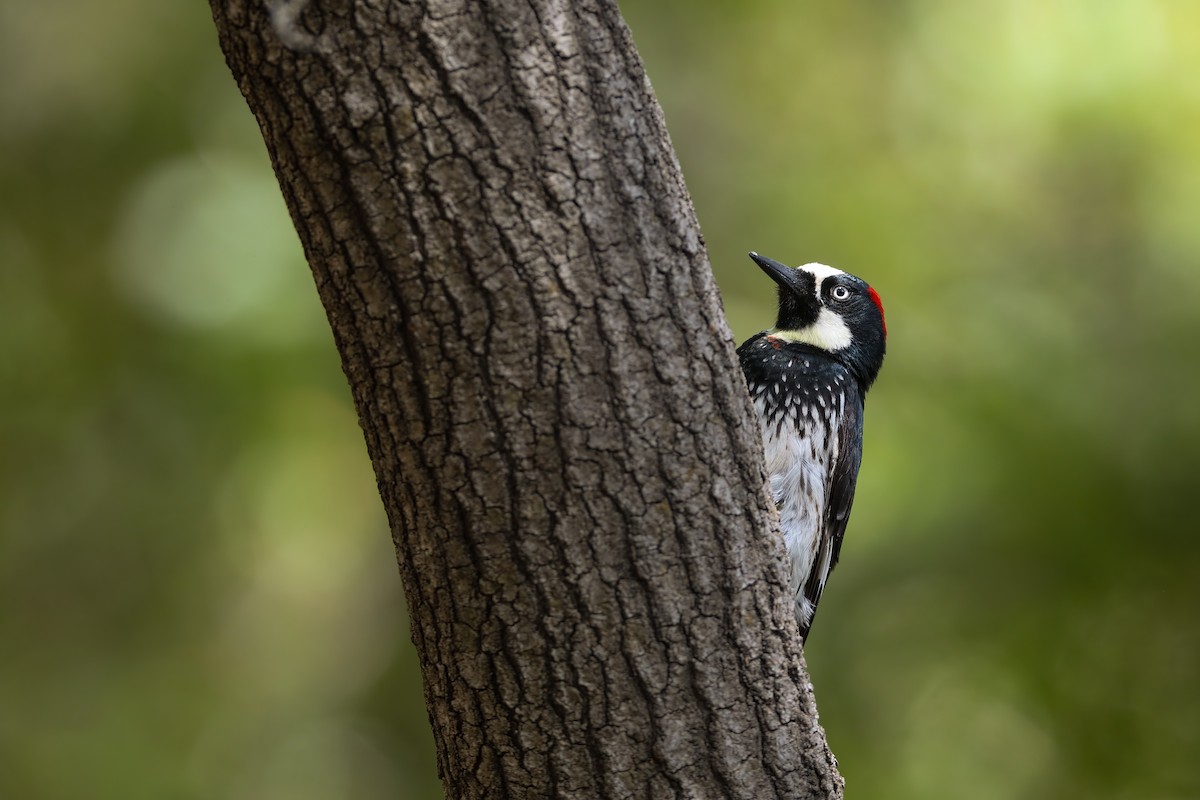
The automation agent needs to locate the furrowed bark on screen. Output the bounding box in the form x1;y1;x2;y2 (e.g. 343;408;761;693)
209;1;843;797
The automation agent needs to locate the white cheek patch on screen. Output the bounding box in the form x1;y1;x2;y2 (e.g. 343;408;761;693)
770;262;853;351
771;309;853;351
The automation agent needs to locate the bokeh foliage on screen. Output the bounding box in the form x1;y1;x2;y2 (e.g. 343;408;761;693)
2;2;1198;798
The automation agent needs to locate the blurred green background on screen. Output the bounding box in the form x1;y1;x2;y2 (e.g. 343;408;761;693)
2;1;1198;798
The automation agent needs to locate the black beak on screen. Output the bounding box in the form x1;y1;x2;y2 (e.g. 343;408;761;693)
750;251;820;329
749;251;799;291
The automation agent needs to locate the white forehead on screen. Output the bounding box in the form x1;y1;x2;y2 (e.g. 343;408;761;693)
797;263;846;295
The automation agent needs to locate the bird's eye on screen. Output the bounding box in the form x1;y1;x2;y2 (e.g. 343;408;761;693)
831;285;852;301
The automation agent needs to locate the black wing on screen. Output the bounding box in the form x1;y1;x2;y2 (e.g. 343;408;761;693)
799;382;865;641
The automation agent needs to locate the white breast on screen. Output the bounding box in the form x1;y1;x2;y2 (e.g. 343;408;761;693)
752;393;842;627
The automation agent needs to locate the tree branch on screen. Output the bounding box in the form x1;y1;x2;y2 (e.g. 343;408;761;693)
209;0;843;796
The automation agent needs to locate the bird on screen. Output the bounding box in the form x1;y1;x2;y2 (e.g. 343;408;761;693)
737;252;887;642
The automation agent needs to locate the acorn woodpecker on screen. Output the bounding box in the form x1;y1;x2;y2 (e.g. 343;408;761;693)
738;252;887;642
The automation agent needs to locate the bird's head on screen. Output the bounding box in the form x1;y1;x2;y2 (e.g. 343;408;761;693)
749;251;887;388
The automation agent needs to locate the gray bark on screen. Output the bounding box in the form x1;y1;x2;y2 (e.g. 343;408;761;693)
209;1;843;797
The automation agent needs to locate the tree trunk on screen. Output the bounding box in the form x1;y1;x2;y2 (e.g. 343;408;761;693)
209;1;843;797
